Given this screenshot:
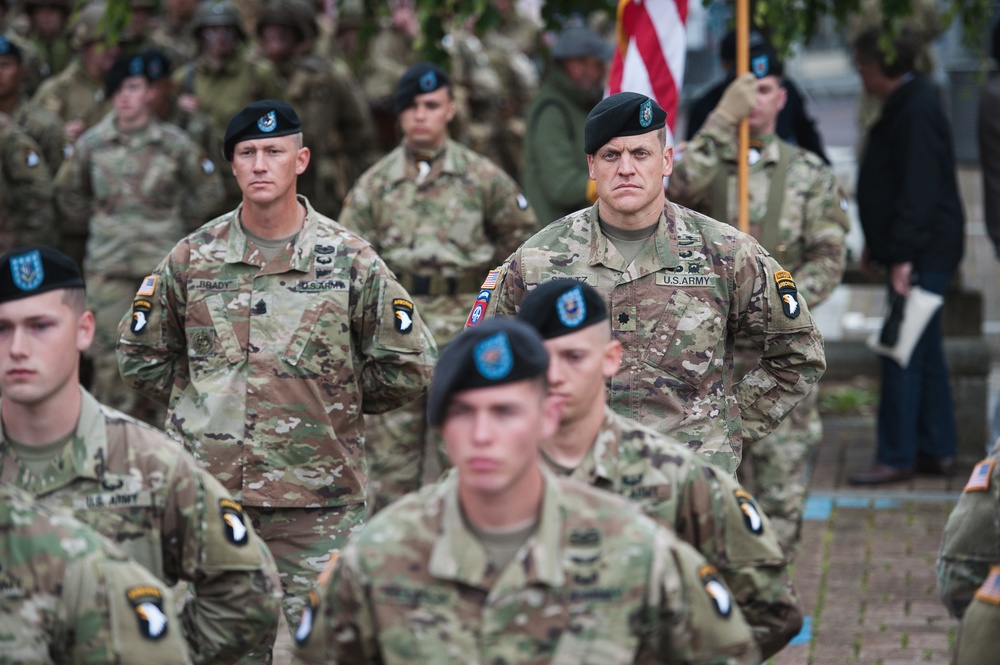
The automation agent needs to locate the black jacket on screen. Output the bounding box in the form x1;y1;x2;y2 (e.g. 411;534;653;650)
857;75;965;272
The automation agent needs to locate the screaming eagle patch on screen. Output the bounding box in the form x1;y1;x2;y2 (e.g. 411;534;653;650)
393;298;414;334
219;499;249;546
131;299;152;334
699;564;732;617
774;270;800;319
126;585;169;640
734;489;765;535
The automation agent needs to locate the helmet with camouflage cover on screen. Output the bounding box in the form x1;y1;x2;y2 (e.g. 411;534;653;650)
256;0;314;42
69;2;108;50
192;0;247;40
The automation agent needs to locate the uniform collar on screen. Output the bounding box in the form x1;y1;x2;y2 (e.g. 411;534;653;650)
387;139;465;183
572;405;625;487
225;194;318;273
429;466;566;592
0;387;108;495
587;201;683;277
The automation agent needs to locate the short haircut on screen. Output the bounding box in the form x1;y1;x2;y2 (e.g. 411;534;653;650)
61;287;86;314
853;25;919;78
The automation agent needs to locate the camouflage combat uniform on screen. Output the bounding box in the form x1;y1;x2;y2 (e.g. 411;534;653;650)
0;388;282;664
485;201;828;475
54;113;224;422
339;139;536;511
146;17;199;70
668;115;849;554
293;468;760;665
547;405;802;659
953;566;1000;665
31;57;111;135
0;111;56;255
0;483;192;664
116;195;437;627
937;444;1000;618
11;94;72;173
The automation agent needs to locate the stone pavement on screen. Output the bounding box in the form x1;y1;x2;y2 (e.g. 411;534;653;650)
771;414;966;665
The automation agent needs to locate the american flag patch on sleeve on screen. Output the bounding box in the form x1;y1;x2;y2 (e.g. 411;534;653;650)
964;460;994;493
136;275;157;297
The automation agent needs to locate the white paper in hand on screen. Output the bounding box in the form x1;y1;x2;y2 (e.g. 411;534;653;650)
866;286;944;369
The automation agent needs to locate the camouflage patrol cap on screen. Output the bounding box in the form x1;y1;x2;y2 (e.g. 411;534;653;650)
427;318;549;426
0;35;22;62
551;25;613;62
517;279;608;339
393;62;450;114
584;92;666;154
223;99;301;160
0;245;85;304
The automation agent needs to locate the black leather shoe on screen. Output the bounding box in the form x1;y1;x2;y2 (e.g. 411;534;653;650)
848;464;914;486
915;456;957;476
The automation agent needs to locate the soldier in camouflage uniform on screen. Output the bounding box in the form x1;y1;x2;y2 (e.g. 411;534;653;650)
253;0;378;219
517;279;803;659
55;52;224;423
952;566;1000;665
145;0;201;69
0;35;71;174
0;245;282;664
31;2;119;143
21;0;72;80
667;43;848;555
0;483;193;663
293;317;760;665
0;111;55;256
478;93;827;476
340;62;537;512
116;101;438;643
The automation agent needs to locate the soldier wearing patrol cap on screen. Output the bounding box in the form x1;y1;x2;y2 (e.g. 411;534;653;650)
293;317;760;665
479;91;827;478
54;51;224;424
0;483;194;664
517;278;804;658
116;100;437;650
668;36;849;556
0;244;283;664
339;61;537;512
523;22;613;225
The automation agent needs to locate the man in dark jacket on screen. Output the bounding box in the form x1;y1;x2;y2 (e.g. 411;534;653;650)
848;26;964;485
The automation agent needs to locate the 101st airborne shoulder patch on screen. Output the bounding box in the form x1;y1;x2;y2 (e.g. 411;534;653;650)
699;564;732;617
125;585;170;640
218;498;249;547
734;489;765;535
974;565;1000;605
295;589;321;645
774;270;800;319
963;460;995;493
393;298;414;334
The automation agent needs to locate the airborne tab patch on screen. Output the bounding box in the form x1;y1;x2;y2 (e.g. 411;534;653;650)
393;298;414;334
131;299;151;334
964;460;994;493
774;270;800;319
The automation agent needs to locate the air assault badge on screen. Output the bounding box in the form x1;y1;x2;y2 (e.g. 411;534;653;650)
774;270;800;319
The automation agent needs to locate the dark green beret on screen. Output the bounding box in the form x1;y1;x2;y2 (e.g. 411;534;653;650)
427;318;549;426
517;279;608;339
0;35;22;62
0;245;84;304
223;99;301;161
393;62;450;114
584;92;666;154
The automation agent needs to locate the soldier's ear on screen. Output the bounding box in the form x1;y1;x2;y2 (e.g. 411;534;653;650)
76;309;95;353
295;146;311;175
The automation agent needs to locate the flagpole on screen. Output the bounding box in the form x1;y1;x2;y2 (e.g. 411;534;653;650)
735;0;750;234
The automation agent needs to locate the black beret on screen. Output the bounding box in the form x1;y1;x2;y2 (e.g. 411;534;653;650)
749;38;783;79
427;318;549;426
517;279;608;340
105;52;147;97
222;99;301;161
584;92;667;154
0;245;85;304
0;35;22;62
393;62;450;114
138;48;171;81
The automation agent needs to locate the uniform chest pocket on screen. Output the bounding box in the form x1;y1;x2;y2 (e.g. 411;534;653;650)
642;290;724;390
280;287;352;378
185;293;244;380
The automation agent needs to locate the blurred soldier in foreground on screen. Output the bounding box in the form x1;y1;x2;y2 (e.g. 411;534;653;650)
668;40;848;554
55;52;224;422
293;317;760;665
0;483;193;663
340;62;536;511
116;100;437;648
481;92;827;476
518;279;803;658
0;245;282;664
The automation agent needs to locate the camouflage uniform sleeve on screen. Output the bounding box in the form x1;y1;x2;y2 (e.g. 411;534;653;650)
483;170;538;264
162;453;283;664
3;128;56;246
666;113;733;211
680;466;802;659
53;137;94;246
731;243;826;443
116;248;189;404
177;139;226;231
292;543;379;664
936;461;1000;618
353;250;437;414
62;531;193;664
649;528;761;664
795;166;849;307
481;250;524;320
